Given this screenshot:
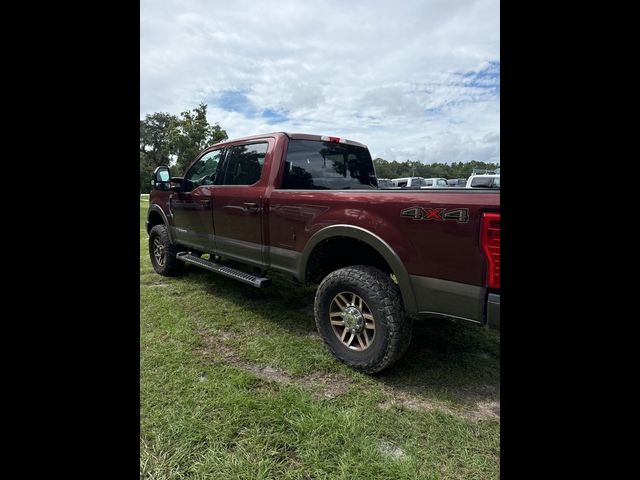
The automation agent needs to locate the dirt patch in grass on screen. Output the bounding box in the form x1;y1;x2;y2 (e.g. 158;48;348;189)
447;385;500;421
299;371;350;400
378;392;454;415
243;364;293;384
468;400;500;421
378;439;407;460
196;329;350;400
378;383;500;422
197;331;236;359
378;394;499;422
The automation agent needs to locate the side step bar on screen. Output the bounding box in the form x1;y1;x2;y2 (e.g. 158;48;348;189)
176;252;272;288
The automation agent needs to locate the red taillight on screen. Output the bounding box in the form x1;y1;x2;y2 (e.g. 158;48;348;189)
481;212;500;289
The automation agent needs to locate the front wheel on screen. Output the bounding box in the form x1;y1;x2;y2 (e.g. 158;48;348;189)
149;224;185;276
314;265;413;373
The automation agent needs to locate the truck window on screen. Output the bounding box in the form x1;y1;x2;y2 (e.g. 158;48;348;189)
470;177;494;188
219;143;268;186
424;180;433;186
436;179;447;186
281;139;377;189
183;149;225;191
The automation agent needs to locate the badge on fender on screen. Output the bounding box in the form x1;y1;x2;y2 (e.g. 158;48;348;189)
400;206;469;223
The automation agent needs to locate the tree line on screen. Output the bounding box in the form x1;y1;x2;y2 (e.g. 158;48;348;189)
140;103;499;192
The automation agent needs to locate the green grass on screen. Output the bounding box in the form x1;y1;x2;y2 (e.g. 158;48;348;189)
140;200;500;479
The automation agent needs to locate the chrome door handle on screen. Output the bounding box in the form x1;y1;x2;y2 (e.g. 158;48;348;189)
243;202;259;211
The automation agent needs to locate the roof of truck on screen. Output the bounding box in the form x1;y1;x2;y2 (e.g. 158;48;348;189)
212;132;367;148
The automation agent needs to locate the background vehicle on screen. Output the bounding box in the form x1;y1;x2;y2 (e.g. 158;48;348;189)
377;178;401;189
447;178;467;187
391;177;427;188
147;133;500;373
466;174;500;188
420;177;448;188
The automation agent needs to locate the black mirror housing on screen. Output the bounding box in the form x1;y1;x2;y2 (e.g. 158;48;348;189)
152;166;171;190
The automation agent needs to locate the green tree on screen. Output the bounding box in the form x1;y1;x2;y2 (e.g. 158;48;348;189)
170;103;228;174
139;103;228;192
372;158;394;178
140;112;178;165
140;153;153;193
139;112;179;193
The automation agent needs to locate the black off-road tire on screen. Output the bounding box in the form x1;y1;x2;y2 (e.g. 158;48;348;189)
149;224;185;276
314;265;413;374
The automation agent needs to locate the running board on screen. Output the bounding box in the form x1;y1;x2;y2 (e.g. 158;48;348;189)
176;252;272;288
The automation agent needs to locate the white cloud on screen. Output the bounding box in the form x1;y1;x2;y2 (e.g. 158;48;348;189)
141;0;499;164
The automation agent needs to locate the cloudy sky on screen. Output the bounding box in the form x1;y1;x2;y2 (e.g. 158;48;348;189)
141;0;499;164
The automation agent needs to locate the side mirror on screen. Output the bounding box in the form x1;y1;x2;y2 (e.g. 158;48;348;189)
152;166;171;191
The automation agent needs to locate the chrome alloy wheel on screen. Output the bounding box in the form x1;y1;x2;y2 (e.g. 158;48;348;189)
153;237;166;267
329;292;376;351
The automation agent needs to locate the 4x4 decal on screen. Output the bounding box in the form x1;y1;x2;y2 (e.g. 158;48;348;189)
401;206;469;223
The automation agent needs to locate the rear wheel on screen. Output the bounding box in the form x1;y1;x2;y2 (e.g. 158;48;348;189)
314;265;412;373
149;224;185;276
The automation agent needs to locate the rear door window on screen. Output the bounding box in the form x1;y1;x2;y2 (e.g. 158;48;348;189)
219;143;268;186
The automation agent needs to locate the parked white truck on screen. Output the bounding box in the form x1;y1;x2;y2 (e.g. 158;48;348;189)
466;168;500;189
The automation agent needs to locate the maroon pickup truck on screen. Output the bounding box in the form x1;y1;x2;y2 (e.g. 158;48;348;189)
147;132;500;373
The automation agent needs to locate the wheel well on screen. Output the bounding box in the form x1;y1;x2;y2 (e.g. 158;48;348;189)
147;210;165;233
305;236;393;284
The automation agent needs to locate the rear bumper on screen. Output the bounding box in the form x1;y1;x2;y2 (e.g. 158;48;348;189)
486;293;500;330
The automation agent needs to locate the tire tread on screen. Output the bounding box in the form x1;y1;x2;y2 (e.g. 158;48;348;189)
314;265;412;373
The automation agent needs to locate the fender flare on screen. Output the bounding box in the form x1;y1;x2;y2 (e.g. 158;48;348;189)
147;205;174;243
297;224;417;313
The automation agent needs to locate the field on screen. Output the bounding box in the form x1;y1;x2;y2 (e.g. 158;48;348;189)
140;200;500;479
